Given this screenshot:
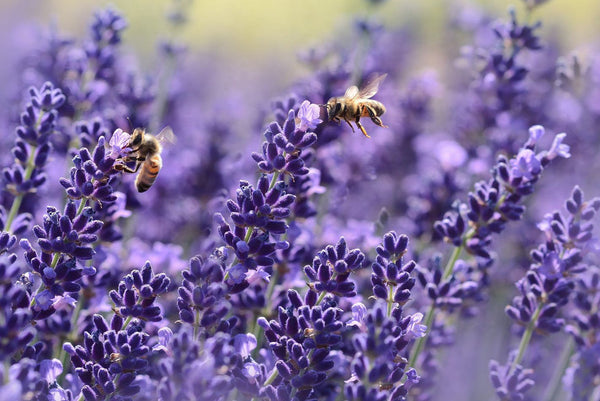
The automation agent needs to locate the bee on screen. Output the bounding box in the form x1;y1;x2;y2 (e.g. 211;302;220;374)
116;127;175;192
325;73;388;138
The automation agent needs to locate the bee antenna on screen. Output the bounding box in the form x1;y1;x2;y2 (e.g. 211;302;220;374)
126;116;133;131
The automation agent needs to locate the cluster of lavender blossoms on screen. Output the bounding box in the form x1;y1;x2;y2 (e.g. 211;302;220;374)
2;1;600;400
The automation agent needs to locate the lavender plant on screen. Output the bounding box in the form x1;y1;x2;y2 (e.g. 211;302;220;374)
2;1;600;400
490;186;600;401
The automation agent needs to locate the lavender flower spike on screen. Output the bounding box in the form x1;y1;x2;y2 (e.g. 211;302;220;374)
2;82;65;235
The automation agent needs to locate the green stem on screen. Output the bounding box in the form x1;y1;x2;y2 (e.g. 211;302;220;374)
29;252;63;308
251;268;280;357
57;296;85;385
227;389;239;401
316;291;326;306
5;108;48;233
408;302;435;368
264;367;279;386
193;309;200;340
5;194;25;234
244;226;255;242
3;360;9;384
541;337;574;401
51;252;62;268
123;316;132;330
5;146;37;233
77;198;87;216
386;285;394;317
224;226;256;281
442;245;462;279
408;245;462;368
510;304;542;373
289;349;316;399
269;171;281;190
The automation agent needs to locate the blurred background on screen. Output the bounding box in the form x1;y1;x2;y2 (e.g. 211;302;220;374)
1;0;600;108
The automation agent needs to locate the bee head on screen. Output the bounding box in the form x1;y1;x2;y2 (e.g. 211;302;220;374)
129;128;145;148
326;98;342;120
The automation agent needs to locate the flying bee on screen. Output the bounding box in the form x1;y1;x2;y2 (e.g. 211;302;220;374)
325;73;388;138
115;126;175;192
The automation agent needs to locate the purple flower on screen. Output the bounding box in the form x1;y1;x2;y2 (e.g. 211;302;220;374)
64;313;151;400
76;118;110;148
228;263;247;284
152;327;173;354
252;107;317;177
304;237;366;298
107;128;131;159
245;267;270;285
296;100;322;132
546;132;571;160
155;329;238;400
489;358;535;400
108;261;170;322
176;255;229;332
40;359;63;383
52;294;77;311
404;368;420;390
1;82;65;235
527;124;545;145
242;361;262;384
372;231;416;306
34;289;54;310
406;312;427;340
259;291;343;398
347;302;368;331
0;254;33;361
234;333;257;358
509;148;541;180
537;251;561;278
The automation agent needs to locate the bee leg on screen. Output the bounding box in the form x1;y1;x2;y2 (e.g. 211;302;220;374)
115;165;137;174
116;166;135;174
355;117;371;138
115;160;143;174
343;118;355;133
365;106;388;128
130;162;143;173
115;153;140;166
370;115;387;128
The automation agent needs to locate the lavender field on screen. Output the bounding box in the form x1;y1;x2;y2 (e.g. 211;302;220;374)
1;0;599;400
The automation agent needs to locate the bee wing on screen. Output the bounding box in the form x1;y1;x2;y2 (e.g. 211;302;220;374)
344;85;360;99
156;126;176;146
357;73;387;99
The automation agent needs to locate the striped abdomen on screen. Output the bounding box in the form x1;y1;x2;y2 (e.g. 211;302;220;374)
360;99;386;117
135;154;162;192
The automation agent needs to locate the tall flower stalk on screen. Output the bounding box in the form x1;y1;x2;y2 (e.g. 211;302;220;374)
409;126;570;376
